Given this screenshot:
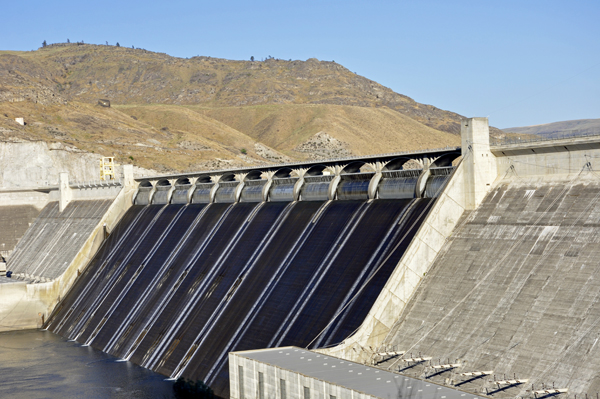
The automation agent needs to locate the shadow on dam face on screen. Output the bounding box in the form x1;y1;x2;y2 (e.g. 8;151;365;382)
45;198;432;397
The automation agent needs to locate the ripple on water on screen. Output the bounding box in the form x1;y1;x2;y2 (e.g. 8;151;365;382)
0;329;174;399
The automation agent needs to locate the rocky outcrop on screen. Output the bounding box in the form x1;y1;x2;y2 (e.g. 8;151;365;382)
293;131;353;160
254;143;291;163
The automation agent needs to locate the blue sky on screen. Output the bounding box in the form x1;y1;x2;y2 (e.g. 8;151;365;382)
2;0;599;128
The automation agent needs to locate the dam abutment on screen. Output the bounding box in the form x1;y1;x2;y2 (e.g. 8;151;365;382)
0;166;135;331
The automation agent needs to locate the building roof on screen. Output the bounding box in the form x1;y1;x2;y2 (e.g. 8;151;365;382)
235;347;486;399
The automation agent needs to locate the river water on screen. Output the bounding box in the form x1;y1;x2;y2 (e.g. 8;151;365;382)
0;329;175;398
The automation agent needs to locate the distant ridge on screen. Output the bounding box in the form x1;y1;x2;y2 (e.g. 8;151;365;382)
503;118;600;138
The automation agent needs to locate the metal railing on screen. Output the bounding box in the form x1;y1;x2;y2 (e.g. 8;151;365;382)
37;178;124;190
492;130;600;147
70;178;122;189
135;145;461;181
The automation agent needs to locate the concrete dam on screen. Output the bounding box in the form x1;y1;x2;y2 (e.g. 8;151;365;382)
5;117;600;399
40;148;455;396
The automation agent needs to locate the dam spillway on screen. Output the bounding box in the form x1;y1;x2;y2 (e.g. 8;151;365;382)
44;161;445;396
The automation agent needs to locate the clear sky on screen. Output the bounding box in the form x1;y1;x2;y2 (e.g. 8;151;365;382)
2;0;599;128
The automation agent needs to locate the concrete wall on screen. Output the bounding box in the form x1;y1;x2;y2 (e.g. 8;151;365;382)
383;175;600;397
0;184;122;260
8;200;114;281
0;189;50;209
0;167;135;332
492;135;600;180
0;205;41;259
0;279;49;330
0;141;101;189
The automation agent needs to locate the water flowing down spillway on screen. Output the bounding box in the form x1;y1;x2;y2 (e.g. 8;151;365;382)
46;197;433;396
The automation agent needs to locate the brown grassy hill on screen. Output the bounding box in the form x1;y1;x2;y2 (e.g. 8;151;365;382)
197;104;457;155
0;43;476;135
0;43;483;173
119;103;459;160
0;101;284;173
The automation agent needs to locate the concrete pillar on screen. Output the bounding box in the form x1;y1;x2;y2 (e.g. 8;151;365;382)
328;174;341;201
209;183;219;203
122;164;135;188
461;117;497;210
59;172;72;212
293;169;307;201
234;173;247;203
186;177;198;204
368;172;382;199
262;171;275;202
415;167;431;198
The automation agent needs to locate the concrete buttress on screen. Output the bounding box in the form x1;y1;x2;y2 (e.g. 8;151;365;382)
461;117;497;210
58;172;72;212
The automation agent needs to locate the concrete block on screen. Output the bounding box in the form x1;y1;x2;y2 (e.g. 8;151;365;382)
58;172;72;212
123;164;135;187
461;117;497;210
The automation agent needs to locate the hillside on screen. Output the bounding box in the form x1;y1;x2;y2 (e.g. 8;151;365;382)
503;118;600;138
0;43;468;133
0;101;286;173
0;43;491;173
120;104;459;158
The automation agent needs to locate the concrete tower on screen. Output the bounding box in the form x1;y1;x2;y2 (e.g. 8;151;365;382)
461;117;497;210
58;172;72;212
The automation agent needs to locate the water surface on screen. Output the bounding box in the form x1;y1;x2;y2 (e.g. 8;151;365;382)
0;329;174;398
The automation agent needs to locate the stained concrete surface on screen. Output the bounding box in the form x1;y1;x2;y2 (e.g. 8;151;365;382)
384;174;600;397
0;205;41;259
7;200;111;281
